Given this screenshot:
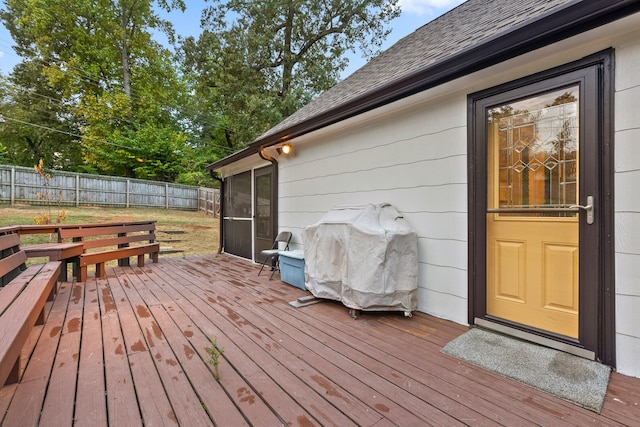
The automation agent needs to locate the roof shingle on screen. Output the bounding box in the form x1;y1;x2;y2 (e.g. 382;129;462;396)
259;0;573;140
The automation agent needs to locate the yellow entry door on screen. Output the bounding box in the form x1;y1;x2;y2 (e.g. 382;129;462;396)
486;87;582;338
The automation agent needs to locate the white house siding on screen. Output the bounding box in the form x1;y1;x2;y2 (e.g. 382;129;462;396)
613;30;640;378
221;16;640;376
277;95;469;322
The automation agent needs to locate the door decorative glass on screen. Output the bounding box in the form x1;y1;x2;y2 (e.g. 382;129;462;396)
491;90;578;215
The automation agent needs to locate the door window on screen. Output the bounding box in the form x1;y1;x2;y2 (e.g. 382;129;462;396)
489;87;579;217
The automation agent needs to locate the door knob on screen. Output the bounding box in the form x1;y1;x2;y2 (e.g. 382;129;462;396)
570;195;594;225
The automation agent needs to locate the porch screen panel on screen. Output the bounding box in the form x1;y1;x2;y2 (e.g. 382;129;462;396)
223;171;252;259
254;166;274;261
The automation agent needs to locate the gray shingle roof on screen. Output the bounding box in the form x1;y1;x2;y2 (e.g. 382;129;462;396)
209;0;640;171
259;0;573;140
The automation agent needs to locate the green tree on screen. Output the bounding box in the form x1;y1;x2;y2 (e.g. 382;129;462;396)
181;0;400;151
0;66;82;170
0;142;8;163
1;0;191;180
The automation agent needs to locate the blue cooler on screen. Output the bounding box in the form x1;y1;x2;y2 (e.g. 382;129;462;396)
279;250;306;290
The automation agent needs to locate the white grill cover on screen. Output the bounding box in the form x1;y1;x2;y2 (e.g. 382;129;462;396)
302;203;418;313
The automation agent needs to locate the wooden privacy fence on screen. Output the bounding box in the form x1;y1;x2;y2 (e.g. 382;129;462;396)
198;186;221;217
0;165;219;216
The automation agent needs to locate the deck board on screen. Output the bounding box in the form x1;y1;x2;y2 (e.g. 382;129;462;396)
150;264;352;427
40;330;80;425
198;277;458;426
40;281;83;426
167;274;366;427
99;277;142;427
75;280;108;427
1;253;639;426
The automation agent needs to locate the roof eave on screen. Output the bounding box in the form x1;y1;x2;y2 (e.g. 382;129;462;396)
207;0;640;172
206;145;260;172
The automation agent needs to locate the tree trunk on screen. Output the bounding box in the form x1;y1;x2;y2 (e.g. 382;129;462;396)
280;0;294;116
119;6;131;98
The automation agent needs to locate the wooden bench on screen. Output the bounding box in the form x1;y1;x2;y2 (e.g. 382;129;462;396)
58;222;159;282
0;231;61;386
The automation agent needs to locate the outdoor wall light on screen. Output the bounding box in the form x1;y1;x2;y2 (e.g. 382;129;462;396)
277;143;293;155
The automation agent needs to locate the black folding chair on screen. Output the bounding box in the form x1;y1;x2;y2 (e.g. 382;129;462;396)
257;231;292;279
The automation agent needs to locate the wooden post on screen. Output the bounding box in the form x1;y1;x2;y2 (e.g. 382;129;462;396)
165;183;169;209
75;174;80;207
10;166;15;205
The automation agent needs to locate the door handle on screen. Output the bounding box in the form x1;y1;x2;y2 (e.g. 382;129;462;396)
570;195;594;225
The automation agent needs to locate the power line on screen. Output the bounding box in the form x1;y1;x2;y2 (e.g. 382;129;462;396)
1;34;220;126
1;80;242;156
1;59;242;152
1;110;242;157
1;111;241;156
2;115;138;151
0;23;267;155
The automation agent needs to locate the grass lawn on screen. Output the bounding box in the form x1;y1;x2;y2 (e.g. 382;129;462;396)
0;204;220;258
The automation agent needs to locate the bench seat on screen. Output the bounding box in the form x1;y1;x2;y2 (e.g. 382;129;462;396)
59;222;159;281
0;232;60;386
79;243;160;281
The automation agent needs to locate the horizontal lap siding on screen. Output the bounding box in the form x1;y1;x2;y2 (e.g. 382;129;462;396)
615;37;640;377
278;96;468;322
276;23;640;367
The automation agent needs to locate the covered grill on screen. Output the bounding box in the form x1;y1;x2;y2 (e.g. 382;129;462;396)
302;203;418;315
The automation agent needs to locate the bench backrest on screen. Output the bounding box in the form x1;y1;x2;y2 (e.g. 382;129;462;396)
0;233;27;287
59;222;156;250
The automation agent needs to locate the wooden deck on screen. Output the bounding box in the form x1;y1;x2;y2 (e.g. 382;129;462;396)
1;253;639;426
